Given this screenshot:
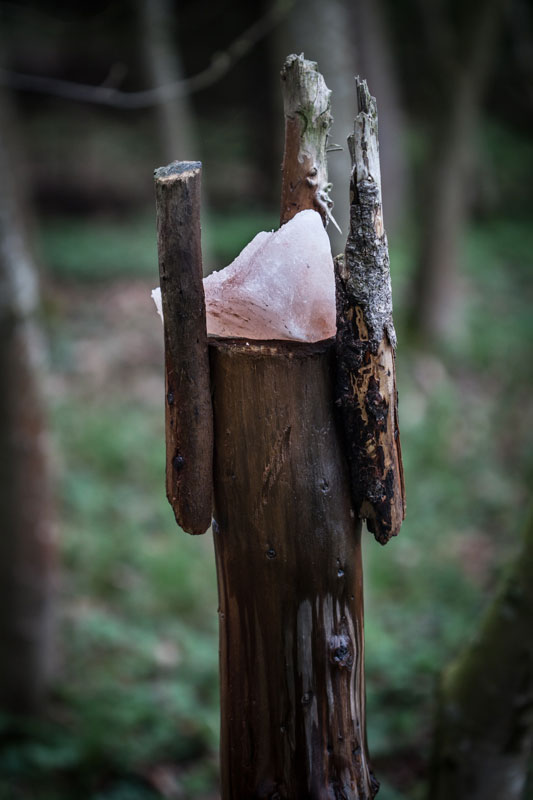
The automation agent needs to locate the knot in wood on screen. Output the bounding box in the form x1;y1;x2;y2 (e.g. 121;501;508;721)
329;634;353;670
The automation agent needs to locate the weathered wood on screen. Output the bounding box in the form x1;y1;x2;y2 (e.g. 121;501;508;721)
155;161;213;535
210;339;378;799
279;54;334;227
335;78;405;545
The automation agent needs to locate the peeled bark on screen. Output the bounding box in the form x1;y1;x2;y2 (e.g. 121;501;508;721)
430;513;533;800
211;339;377;799
0;90;55;713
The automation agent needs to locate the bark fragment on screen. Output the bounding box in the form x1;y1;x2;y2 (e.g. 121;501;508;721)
335;78;405;544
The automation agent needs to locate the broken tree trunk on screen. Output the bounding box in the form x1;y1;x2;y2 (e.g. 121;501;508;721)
279;54;334;228
156;55;404;799
210;340;376;797
335;78;405;545
208;57;381;798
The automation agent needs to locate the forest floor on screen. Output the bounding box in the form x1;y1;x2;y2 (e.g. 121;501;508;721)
0;210;531;800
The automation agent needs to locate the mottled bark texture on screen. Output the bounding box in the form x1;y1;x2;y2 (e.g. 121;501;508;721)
279;54;334;228
0;90;55;713
430;512;533;800
335;79;405;544
155;161;213;534
210;340;377;800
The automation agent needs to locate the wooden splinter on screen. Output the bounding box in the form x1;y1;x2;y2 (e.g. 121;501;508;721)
155;161;213;535
280;53;335;228
335;78;406;545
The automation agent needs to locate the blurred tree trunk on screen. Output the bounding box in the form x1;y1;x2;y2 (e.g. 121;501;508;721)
410;0;501;344
0;90;55;714
277;0;406;253
430;512;533;800
138;0;195;163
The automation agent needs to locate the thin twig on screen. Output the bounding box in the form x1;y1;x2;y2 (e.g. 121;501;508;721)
0;0;294;109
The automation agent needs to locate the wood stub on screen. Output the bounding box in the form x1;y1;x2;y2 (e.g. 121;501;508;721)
335;79;405;545
210;339;377;800
155;161;213;535
279;54;333;227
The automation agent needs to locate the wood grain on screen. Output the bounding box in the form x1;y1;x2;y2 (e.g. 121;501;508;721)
210;339;378;799
155;161;213;535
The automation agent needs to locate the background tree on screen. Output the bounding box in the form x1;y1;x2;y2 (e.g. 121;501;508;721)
408;0;502;344
0;87;55;714
430;511;533;800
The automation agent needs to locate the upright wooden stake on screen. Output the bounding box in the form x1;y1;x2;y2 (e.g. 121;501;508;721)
155;161;213;535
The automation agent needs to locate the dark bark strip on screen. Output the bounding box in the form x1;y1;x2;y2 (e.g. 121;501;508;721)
155;161;213;534
279;54;334;227
210;339;378;799
335;78;405;544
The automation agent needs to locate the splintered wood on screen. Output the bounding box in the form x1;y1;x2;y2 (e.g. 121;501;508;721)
335;78;405;544
280;54;334;227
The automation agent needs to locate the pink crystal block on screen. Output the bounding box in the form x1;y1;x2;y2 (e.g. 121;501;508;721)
203;209;336;342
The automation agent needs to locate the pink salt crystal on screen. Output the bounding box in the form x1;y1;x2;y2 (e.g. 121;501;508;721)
203;209;336;342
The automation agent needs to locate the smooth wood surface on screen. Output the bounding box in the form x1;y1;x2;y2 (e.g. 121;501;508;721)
335;79;405;544
155;161;213;535
210;339;377;799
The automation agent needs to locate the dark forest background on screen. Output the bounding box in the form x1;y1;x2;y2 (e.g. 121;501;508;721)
0;0;532;798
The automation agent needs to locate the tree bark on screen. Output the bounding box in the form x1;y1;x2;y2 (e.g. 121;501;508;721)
155;161;213;535
279;54;333;227
0;89;55;713
210;339;377;799
335;79;405;544
430;512;533;800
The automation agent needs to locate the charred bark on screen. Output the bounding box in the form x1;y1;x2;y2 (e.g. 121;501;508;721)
335;79;405;544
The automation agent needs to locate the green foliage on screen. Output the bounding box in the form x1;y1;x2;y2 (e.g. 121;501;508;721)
36;210;278;283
